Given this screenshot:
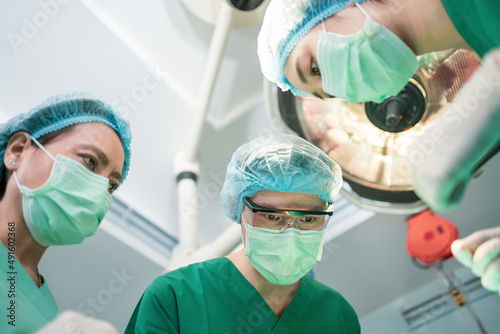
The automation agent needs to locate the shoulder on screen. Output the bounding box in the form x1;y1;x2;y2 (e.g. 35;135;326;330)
306;275;345;298
305;276;358;314
147;257;229;294
294;276;360;333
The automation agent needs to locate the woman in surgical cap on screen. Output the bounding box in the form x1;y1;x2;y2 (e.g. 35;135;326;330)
258;0;500;299
126;133;360;334
0;92;132;334
258;0;500;103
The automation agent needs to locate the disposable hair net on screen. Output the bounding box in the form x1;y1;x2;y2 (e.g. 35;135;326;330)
257;0;367;96
220;133;342;223
0;91;132;184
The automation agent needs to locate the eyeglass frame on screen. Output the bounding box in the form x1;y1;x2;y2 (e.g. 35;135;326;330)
243;197;334;232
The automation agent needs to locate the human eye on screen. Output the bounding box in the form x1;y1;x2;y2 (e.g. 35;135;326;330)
263;214;281;222
83;156;97;171
311;61;320;76
300;216;317;224
108;180;118;194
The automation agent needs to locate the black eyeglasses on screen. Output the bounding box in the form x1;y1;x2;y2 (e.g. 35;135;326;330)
243;197;334;231
244;197;334;216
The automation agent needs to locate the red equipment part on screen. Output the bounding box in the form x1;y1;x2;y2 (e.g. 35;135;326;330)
406;209;459;265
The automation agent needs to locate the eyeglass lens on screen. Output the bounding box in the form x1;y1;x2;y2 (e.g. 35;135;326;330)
250;211;329;231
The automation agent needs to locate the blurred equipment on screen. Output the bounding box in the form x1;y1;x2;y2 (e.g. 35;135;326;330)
405;211;488;333
406;209;458;265
435;264;488;334
408;51;500;211
264;49;481;214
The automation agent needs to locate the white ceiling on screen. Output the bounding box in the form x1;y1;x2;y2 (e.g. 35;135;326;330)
2;0;500;332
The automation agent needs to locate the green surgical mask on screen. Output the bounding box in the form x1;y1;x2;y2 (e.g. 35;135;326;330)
13;137;112;246
244;223;325;285
317;2;418;103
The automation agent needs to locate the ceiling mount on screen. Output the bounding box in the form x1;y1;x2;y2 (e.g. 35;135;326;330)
225;0;266;11
179;0;270;27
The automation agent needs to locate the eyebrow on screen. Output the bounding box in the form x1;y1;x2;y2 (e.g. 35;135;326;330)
78;144;122;183
313;92;324;100
296;60;308;84
295;59;326;99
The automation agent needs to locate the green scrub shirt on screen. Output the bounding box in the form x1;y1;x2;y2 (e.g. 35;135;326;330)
0;243;59;334
126;257;360;333
441;0;500;57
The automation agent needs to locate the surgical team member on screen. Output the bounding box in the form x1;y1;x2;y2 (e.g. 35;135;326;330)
258;0;500;295
0;92;132;333
257;0;500;102
125;134;360;333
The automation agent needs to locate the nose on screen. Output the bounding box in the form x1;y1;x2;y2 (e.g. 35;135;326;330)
280;219;300;232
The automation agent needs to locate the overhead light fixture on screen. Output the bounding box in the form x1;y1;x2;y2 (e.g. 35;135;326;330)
225;0;267;11
264;49;480;214
179;0;270;27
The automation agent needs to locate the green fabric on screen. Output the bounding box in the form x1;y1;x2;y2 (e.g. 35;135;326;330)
125;257;360;333
441;0;500;57
0;243;59;334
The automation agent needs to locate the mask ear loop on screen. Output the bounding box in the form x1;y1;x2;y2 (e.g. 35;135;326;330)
12;170;23;192
30;136;56;161
354;1;370;19
12;136;56;191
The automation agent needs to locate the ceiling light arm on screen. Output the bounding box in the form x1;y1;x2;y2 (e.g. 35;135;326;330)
185;2;234;163
170;3;237;271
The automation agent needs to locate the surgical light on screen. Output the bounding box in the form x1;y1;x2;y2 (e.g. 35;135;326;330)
264;49;481;214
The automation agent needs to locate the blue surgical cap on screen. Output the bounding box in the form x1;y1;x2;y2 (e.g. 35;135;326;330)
257;0;367;96
220;134;342;223
0;91;132;184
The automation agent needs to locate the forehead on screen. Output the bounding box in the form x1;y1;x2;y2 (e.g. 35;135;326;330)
45;122;124;166
51;122;119;145
251;190;326;210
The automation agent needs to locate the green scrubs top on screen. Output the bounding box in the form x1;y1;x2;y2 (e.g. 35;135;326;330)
0;243;59;334
126;257;360;333
441;0;500;57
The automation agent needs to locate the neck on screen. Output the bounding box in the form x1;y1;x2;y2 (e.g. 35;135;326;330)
226;249;300;318
0;186;47;286
366;0;470;55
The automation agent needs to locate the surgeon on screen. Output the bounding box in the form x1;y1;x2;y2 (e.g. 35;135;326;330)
258;0;500;296
0;92;132;333
125;133;360;333
257;0;500;102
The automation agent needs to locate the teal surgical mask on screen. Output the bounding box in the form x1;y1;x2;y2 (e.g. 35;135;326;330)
317;2;419;103
13;137;112;246
244;223;325;285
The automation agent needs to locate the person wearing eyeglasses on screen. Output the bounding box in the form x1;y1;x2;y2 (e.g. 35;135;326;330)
125;133;360;333
258;0;500;297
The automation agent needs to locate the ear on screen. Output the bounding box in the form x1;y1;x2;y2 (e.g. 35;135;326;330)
4;132;31;172
348;1;357;8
